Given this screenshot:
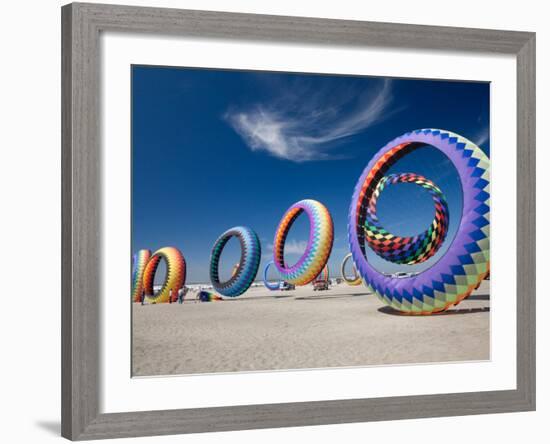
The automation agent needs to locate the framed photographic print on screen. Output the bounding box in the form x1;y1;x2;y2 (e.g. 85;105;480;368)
61;2;536;440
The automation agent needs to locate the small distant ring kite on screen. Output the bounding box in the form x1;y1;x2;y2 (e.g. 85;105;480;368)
131;249;151;302
273;199;334;286
210;226;261;297
263;261;281;291
364;173;449;265
340;253;362;286
348;129;490;314
143;246;186;304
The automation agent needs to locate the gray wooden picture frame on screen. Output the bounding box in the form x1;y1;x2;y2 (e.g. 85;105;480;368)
61;2;536;440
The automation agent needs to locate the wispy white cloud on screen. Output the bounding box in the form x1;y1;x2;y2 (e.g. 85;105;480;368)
473;125;489;147
280;239;308;255
225;79;394;162
263;239;308;258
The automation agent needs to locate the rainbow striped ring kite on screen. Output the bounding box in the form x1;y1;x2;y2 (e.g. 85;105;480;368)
364;173;450;265
348;129;490;314
131;249;151;302
273;199;334;286
340;253;362;286
210;226;261;297
263;261;282;291
143;246;186;304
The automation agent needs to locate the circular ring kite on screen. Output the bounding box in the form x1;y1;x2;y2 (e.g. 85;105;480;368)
131;249;151;302
273;199;334;286
210;226;261;297
348;129;490;315
263;261;282;291
340;253;362;286
364;173;450;264
143;246;186;304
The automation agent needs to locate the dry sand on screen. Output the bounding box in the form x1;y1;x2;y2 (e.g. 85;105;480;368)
132;281;490;376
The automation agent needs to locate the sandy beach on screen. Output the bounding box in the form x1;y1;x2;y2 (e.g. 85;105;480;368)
132;280;490;376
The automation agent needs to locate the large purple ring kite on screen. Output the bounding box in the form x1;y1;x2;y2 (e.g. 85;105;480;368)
348;129;490;314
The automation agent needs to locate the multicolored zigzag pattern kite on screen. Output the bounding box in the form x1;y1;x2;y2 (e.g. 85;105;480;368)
364;173;450;265
274;199;334;286
210;226;261;297
348;129;490;314
131;249;151;302
142;246;186;304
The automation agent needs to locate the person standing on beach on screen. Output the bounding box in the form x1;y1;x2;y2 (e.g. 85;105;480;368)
141;289;145;305
169;288;173;304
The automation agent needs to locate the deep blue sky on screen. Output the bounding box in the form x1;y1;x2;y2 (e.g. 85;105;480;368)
132;65;489;283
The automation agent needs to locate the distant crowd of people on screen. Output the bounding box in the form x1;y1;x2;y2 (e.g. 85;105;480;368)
139;286;210;305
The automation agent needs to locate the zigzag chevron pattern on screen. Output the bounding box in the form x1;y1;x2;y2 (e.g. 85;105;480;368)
209;226;261;297
273;199;334;286
348;129;490;314
142;246;186;304
364;173;450;264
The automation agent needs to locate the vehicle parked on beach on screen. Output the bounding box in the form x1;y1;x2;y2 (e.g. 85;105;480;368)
313;280;330;291
393;272;410;279
391;271;420;279
279;281;295;291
